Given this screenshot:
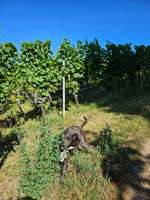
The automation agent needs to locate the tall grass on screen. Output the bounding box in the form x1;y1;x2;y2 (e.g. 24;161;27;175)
43;149;117;200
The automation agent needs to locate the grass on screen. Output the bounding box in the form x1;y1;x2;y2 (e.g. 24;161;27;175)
43;151;117;200
0;90;150;199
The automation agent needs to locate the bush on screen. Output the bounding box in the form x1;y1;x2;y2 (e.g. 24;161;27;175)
19;121;63;199
96;125;122;156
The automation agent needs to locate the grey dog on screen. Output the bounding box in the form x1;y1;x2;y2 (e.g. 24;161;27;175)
59;117;91;179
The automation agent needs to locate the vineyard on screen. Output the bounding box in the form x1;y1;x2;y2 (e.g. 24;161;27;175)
1;39;150;115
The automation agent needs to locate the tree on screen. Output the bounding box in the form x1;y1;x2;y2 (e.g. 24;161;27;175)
134;45;150;91
84;39;104;84
102;42;135;90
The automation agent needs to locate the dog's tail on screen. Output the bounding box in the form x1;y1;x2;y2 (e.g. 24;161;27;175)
78;116;88;129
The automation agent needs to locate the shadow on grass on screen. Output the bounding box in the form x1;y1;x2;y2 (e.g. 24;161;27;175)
101;146;150;200
23;106;43;121
0;130;20;168
79;88;150;120
0;117;17;128
0;106;43;129
84;130;98;144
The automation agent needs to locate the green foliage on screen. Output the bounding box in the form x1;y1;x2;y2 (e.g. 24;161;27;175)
1;39;150;115
102;43;134;89
134;45;150;90
101;42;150;91
0;42;18;104
96;125;122;156
84;39;105;84
16;40;59;97
19;122;63;199
56;39;85;93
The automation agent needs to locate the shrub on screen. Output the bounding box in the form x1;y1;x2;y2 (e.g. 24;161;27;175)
96;125;122;156
19;121;63;199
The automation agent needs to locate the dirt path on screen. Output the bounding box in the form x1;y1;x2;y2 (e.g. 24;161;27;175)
122;140;150;200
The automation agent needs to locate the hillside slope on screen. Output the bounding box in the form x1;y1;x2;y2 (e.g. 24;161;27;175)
0;91;150;200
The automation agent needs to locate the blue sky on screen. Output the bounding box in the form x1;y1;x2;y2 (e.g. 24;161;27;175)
1;0;150;52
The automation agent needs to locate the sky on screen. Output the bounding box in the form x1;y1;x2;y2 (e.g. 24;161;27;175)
0;0;150;52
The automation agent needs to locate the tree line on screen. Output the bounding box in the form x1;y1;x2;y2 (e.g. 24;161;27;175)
0;38;150;113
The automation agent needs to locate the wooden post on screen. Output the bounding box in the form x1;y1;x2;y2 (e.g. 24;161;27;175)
62;60;65;119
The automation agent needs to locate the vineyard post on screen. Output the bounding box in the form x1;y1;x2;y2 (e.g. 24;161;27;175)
62;60;65;119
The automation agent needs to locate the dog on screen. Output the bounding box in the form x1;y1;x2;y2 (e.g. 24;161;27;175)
63;116;90;150
59;116;92;179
